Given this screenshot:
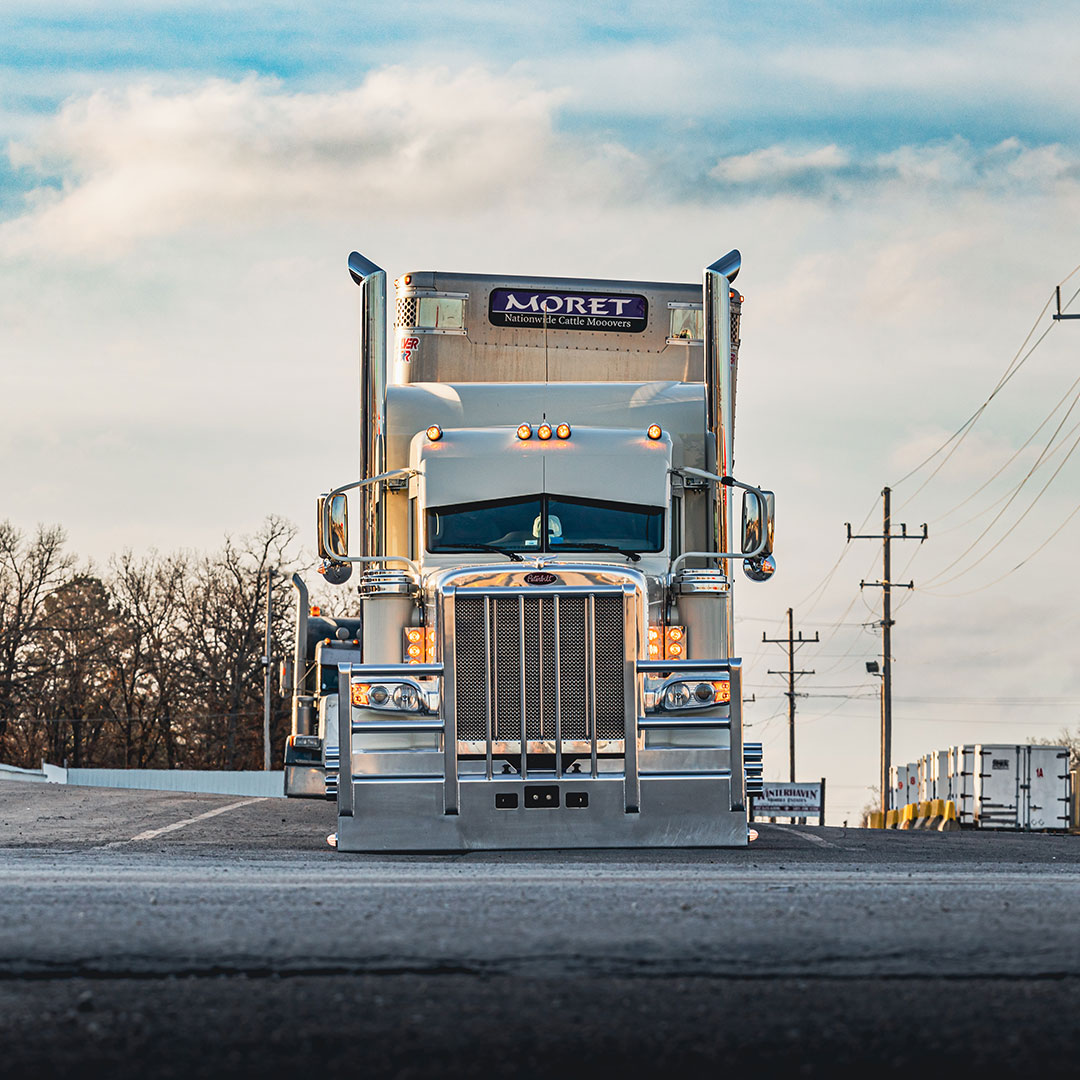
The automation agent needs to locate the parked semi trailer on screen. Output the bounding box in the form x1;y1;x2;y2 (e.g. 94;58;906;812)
282;250;776;851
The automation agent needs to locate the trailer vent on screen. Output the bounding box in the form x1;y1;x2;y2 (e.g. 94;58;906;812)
454;592;625;745
395;297;418;328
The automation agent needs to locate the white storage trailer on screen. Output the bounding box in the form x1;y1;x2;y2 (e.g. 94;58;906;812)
1025;745;1070;830
282;251;777;851
950;744;975;825
974;744;1070;830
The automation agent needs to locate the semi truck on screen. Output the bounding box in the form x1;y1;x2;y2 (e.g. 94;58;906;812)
282;249;776;851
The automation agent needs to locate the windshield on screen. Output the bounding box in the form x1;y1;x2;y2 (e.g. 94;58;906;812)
427;494;664;555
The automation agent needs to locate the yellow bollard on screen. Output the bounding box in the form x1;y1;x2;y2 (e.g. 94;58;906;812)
938;800;961;832
899;803;916;830
885;809;898;829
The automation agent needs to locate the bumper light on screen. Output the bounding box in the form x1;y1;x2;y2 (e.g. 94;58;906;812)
647;677;732;713
352;680;434;714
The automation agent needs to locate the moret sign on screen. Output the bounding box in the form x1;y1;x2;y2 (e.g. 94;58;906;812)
488;288;648;333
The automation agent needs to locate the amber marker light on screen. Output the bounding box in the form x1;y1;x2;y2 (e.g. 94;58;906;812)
404;627;426;664
537;423;552;441
517;423;533;440
664;625;686;659
426;425;442;441
647;424;663;440
309;605;321;617
556;423;571;440
351;683;370;707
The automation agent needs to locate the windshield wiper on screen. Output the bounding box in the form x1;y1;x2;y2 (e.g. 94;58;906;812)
435;543;524;562
556;542;641;563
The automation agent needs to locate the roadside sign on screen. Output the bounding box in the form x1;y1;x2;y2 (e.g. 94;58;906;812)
752;781;825;822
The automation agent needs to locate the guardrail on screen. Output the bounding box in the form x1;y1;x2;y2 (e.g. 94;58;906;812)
336;656;745;818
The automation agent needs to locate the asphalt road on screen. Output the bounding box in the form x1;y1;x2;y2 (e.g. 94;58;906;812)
2;783;1079;1079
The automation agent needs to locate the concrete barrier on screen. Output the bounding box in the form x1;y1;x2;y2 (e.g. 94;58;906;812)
938;800;961;831
898;803;916;830
885;809;899;829
926;799;945;830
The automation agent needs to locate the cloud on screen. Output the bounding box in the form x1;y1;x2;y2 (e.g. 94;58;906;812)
710;144;850;185
708;137;1080;198
0;68;575;257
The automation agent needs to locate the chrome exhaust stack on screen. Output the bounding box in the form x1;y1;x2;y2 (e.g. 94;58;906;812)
347;251;388;558
290;573;313;736
703;250;741;656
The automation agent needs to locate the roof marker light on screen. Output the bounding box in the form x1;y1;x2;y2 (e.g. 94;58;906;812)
517;423;533;440
556;423;571;440
647;424;663;440
537;423;552;441
426;425;442;441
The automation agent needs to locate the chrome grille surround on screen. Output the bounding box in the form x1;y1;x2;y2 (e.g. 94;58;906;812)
453;589;626;752
432;565;647;761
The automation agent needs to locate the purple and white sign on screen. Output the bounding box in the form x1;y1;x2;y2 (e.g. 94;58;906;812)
489;288;648;333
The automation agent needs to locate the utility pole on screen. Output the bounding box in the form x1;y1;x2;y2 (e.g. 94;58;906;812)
846;487;927;812
763;608;819;781
262;569;274;772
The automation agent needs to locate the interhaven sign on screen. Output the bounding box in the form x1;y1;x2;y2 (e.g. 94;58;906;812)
752;782;824;816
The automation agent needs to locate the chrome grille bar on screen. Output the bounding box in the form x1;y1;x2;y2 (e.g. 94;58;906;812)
484;596;493;780
587;593;598;779
519;594;528;780
553;594;562;778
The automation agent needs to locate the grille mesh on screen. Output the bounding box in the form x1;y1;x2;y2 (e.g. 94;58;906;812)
453;592;625;745
395;297;418;328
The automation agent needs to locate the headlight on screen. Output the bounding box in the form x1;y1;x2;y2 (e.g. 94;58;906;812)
392;684;420;711
663;683;692;710
351;680;434;714
648;678;731;713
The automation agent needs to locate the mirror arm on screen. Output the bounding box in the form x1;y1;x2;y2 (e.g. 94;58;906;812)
671;468;770;563
322;469;416;565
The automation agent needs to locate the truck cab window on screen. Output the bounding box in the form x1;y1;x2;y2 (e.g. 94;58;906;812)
427;495;542;553
547;495;663;553
427;494;663;554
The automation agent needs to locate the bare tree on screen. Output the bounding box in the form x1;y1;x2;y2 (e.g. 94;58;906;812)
0;523;75;756
0;518;302;771
31;574;117;768
180;517;297;769
108;551;190;767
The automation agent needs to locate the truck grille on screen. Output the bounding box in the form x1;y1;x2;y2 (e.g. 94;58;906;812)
454;592;625;744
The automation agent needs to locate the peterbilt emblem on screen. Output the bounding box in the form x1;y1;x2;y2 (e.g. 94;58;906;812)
524;572;558;586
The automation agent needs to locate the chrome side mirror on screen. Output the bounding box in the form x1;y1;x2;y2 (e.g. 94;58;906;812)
317;494;349;559
741;489;775;558
743;554;776;582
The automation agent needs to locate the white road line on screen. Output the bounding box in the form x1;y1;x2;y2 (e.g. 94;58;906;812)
96;799;265;849
766;824;838;849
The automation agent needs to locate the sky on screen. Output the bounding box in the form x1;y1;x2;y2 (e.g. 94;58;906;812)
3;1;1080;824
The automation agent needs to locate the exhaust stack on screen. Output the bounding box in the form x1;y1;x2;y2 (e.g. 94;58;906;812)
347;251;387;558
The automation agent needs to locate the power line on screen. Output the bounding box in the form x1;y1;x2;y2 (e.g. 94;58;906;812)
890;272;1080;498
921;420;1080;591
